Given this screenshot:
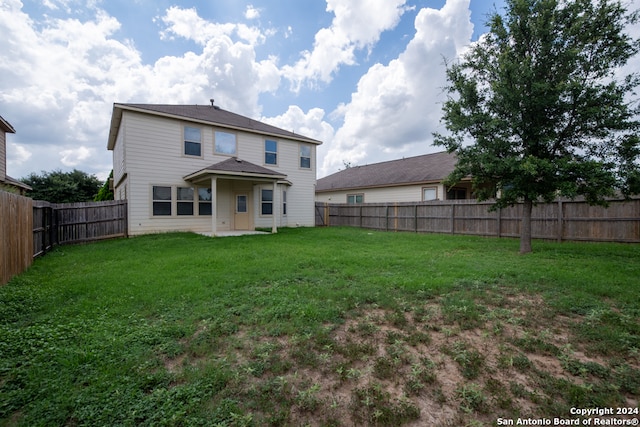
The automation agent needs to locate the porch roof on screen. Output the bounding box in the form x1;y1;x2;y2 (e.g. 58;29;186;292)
183;157;287;184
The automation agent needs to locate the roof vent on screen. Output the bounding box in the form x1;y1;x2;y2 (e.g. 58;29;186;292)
210;98;221;110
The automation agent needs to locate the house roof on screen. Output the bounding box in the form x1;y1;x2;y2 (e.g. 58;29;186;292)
107;103;322;150
316;151;460;192
1;175;32;191
184;157;287;183
0;115;16;134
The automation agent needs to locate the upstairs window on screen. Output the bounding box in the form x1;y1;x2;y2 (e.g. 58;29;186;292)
152;186;172;216
184;126;202;157
265;139;277;165
300;145;311;169
215;131;237;155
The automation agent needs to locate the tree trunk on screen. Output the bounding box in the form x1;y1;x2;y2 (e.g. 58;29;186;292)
520;198;533;254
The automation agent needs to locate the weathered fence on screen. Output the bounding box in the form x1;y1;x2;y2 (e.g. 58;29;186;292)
1;191;33;285
33;200;128;257
315;197;640;243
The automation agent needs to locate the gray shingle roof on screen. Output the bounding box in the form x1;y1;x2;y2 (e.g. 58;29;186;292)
316;151;458;192
201;157;285;176
109;103;321;148
184;157;287;182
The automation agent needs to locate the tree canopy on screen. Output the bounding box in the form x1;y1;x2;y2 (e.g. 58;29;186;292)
94;170;114;201
21;169;103;203
434;0;640;253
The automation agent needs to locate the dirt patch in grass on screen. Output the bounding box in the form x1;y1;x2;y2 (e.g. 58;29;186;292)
168;287;639;426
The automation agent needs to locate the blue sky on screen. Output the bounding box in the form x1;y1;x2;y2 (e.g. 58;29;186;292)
2;0;638;181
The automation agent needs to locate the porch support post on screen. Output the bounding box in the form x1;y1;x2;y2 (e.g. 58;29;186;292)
211;176;217;236
271;180;278;233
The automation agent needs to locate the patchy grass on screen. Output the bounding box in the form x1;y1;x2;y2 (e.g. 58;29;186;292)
1;227;639;426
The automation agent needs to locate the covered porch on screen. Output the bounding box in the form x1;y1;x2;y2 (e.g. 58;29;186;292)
184;158;288;236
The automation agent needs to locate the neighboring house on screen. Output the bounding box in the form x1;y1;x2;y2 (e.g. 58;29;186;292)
107;103;322;236
316;151;471;204
0;116;31;195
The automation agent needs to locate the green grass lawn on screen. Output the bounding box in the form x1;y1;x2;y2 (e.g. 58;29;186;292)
1;227;639;426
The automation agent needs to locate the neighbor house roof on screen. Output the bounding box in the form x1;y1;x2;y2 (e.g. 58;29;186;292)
0;115;32;191
184;157;287;184
316;151;460;192
0;116;16;134
107;103;322;150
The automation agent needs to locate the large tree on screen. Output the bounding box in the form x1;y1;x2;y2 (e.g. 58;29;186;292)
434;0;640;253
21;169;103;203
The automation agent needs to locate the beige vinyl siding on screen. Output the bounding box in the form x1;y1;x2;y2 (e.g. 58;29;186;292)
0;130;6;180
118;110;318;235
315;183;446;204
122;112;212;235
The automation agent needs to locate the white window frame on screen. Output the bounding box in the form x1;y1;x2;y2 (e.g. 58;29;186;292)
260;187;273;216
177;187;194;216
299;144;311;169
347;193;364;204
422;186;438;201
183;126;202;157
265;139;278;165
152;185;172;216
214;130;237;156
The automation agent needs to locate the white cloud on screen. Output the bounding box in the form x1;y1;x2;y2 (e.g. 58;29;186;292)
60;146;93;167
282;0;410;91
0;2;283;179
160;6;265;46
6;143;32;169
321;0;474;176
245;5;260;20
262;105;335;144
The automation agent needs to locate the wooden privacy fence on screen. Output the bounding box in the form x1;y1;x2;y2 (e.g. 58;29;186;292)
315;197;640;243
33;200;128;257
1;191;33;286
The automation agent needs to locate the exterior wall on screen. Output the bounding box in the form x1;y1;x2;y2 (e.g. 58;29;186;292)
113;110;318;235
0;130;6;181
316;183;447;204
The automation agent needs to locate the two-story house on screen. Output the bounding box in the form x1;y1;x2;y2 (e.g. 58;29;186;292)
107;103;322;236
0;115;31;195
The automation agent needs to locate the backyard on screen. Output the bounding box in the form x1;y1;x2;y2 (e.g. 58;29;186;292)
0;227;638;426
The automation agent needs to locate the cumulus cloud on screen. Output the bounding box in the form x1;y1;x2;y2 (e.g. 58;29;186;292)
281;0;410;91
320;0;474;176
160;6;265;46
245;5;260;20
3;0;636;184
0;2;286;178
60;146;93;167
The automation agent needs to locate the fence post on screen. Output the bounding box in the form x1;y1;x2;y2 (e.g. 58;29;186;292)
394;203;398;231
385;205;389;231
557;200;563;243
497;206;502;238
414;204;418;233
325;202;329;226
450;203;455;234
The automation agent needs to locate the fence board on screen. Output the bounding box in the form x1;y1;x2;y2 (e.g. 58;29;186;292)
33;200;128;256
316;197;640;243
1;191;33;285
